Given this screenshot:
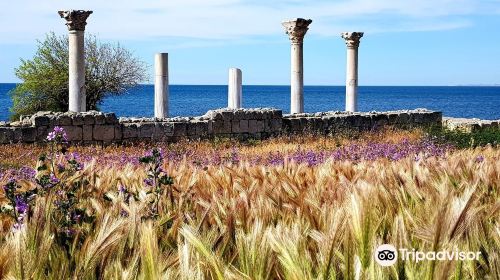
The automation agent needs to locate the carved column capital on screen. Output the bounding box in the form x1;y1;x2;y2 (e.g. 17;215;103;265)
58;10;93;31
341;32;364;48
282;18;312;44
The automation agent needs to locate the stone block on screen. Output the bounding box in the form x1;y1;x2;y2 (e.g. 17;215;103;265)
231;120;240;133
223;111;235;122
413;113;425;123
351;115;364;127
263;120;271;132
154;123;174;139
104;113;118;124
213;120;232;134
93;125;115;141
0;127;14;144
32;115;50;127
83;115;95;125
114;124;122;140
192;121;209;137
233;110;245;120
36;126;49;141
138;123;155;139
300;118;309;130
396;113;410;124
122;123;138;139
309;118;323;133
56;116;72;126
187;122;198;136
357;115;373;130
95;114;106;125
72;115;85;126
208;121;213;134
212;121;223;134
83;125;93;141
20;127;36;143
272;110;283;119
173;122;187;137
372;114;389;128
387;113;399;125
430;112;443;123
239;120;249;133
13;128;23;142
255;111;264;120
61;126;82;141
248;120;258;134
290;118;302;132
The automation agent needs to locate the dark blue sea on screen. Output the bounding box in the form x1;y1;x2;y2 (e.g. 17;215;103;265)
1;83;499;121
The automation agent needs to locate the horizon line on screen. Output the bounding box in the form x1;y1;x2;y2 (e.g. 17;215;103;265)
1;82;499;87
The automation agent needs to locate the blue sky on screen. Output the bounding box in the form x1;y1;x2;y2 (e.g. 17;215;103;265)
0;0;499;85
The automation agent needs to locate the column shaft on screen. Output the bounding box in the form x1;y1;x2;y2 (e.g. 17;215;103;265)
68;30;86;112
59;10;92;112
290;43;304;114
341;32;363;112
154;53;169;118
345;47;359;112
282;18;311;114
228;68;242;109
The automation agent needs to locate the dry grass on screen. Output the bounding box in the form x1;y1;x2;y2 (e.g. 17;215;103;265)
0;129;498;279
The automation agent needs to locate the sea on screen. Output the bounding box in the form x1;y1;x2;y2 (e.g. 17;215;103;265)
1;84;499;121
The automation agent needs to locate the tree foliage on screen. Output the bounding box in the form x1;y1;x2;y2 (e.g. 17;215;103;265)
10;32;147;120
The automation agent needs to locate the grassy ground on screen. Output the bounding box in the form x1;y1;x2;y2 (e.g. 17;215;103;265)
0;128;498;279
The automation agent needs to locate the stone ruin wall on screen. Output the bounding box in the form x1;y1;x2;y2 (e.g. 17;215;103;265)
0;108;453;144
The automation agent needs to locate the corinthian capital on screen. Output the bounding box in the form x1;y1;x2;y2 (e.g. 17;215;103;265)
58;10;93;31
282;18;312;44
341;32;364;48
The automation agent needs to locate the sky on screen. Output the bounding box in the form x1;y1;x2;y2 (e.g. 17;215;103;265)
0;0;499;85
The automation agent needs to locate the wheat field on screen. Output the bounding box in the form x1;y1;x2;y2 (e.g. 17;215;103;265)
0;129;498;280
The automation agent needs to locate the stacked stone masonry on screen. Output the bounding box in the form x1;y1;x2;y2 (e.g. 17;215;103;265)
0;108;449;144
442;117;500;133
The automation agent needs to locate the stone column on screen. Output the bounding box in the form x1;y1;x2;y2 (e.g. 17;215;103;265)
58;10;92;112
282;18;312;114
228;68;242;109
154;53;169;118
341;32;363;112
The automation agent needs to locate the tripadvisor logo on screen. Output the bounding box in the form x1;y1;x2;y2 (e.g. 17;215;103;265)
375;244;398;266
374;244;481;267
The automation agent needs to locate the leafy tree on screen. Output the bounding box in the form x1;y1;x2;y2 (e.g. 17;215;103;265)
10;32;147;120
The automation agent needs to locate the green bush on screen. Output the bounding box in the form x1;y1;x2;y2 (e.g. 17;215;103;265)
10;32;147;120
426;125;500;148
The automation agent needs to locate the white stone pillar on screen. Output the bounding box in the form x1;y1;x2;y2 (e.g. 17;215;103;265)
59;10;92;112
154;53;169;118
341;32;363;112
228;68;242;109
282;18;312;114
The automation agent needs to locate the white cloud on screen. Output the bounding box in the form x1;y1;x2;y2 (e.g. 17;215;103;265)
0;0;492;44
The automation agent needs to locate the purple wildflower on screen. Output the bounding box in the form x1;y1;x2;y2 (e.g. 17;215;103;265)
144;177;154;187
50;173;60;184
46;126;68;143
118;185;127;194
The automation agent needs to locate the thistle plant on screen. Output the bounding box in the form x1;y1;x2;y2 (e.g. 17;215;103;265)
0;178;37;230
139;148;174;217
38;127;91;248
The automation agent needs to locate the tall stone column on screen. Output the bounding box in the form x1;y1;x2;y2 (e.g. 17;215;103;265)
228;68;242;109
154;53;169;118
282;18;312;114
58;10;92;112
341;32;363;112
